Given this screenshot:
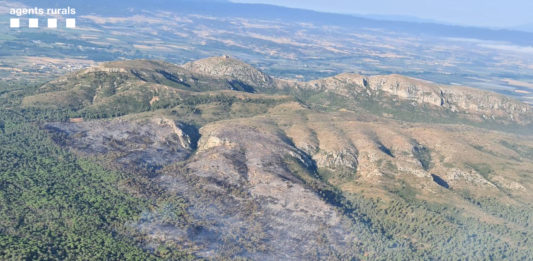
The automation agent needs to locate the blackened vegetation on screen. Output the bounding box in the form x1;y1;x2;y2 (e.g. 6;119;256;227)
44;125;70;146
287;155;375;231
431;174;450;189
317;185;373;226
226;150;249;179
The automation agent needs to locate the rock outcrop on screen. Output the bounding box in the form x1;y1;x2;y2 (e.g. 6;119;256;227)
305;73;532;124
183;56;275;89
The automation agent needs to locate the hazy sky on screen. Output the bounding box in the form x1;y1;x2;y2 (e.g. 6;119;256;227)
231;0;533;28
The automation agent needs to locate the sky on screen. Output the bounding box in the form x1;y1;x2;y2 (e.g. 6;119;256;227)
231;0;533;28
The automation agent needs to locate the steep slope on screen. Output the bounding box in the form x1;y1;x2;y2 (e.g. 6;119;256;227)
45;115;387;260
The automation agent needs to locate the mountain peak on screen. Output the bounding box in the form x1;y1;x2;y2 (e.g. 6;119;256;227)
182;56;274;87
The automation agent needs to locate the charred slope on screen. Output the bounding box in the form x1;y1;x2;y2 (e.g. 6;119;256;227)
45;116;398;260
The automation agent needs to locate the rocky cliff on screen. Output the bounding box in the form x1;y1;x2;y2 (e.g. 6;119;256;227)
305;73;531;124
183;56;275;89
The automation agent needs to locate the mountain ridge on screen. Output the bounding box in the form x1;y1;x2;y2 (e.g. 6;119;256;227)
24;56;531;127
16;0;533;46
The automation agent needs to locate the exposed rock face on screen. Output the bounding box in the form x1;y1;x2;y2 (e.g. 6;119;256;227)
445;168;497;188
183;56;275;89
314;148;359;173
305;73;532;124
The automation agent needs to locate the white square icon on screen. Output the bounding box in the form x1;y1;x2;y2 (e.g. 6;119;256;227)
10;18;20;28
48;18;57;28
29;18;39;28
66;18;76;28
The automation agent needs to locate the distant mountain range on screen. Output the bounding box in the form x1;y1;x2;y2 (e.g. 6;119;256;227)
17;0;533;46
513;23;533;33
354;14;444;24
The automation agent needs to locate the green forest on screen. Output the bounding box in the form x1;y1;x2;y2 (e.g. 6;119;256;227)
0;83;193;260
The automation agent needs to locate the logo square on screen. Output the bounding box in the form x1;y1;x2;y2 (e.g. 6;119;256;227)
66;18;76;28
29;18;39;28
48;18;57;28
10;18;20;28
